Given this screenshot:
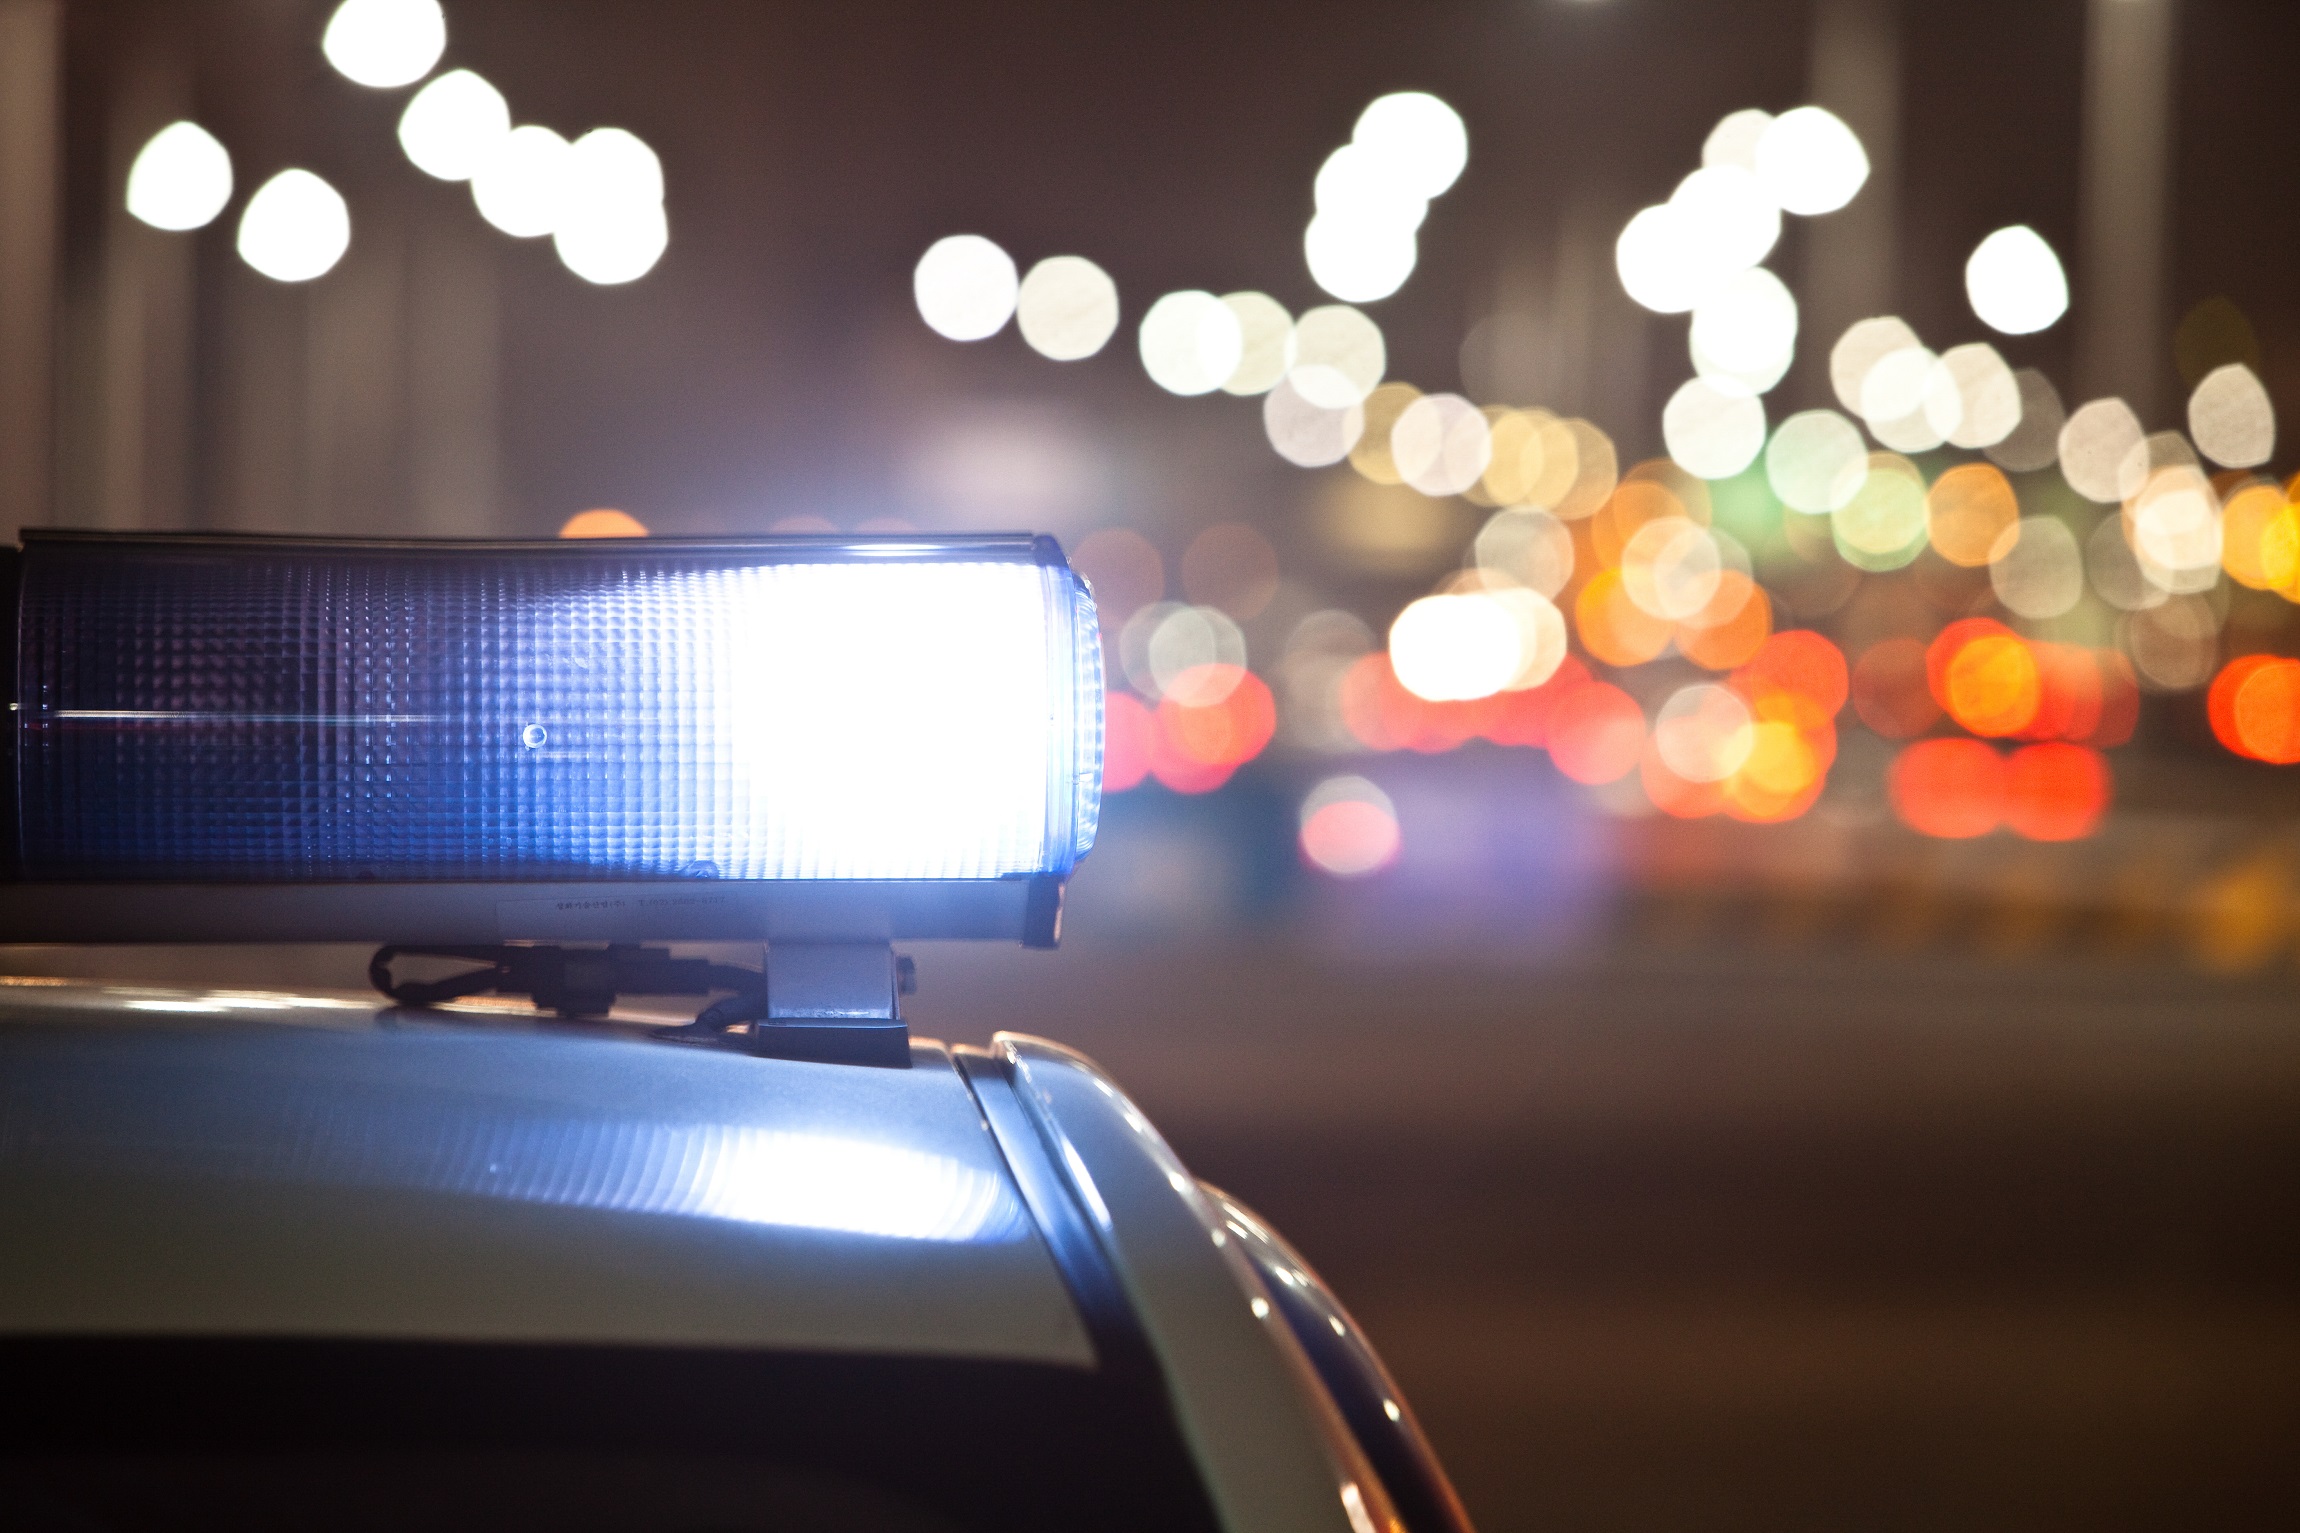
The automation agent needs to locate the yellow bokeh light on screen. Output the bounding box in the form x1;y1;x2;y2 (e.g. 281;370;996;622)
1347;382;1423;486
2220;483;2297;590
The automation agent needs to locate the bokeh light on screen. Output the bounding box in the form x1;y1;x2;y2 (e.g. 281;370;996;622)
2004;743;2110;840
1690;267;1798;394
321;0;446;89
1655;683;1754;782
1102;693;1156;792
1546;682;1646;784
1891;738;2005;838
1964;225;2069;335
2057;397;2144;503
1263;378;1365;467
1926;342;2021;449
1157;666;1275;782
2127;465;2223;591
1305;210;1418;304
1475;505;1575;597
1392;393;1493;497
1702;108;1772;172
1351;91;1469;200
125;121;233;231
1831;453;1928;571
235;169;351;283
1017;256;1121;361
1219;292;1293;394
1676;573;1771;670
1390;593;1522;702
1925;462;2018;568
1575;567;1672;666
2209;656;2300;763
1299;776;1402;877
1752;105;1868;215
397;70;510;183
1830;316;1920;417
1938;629;2041;737
1348;382;1421;485
555;128;669;284
1987;369;2067;474
913;234;1019;342
1766;409;1867;513
1621;516;1726;621
1142;604;1249;702
1663;376;1766;480
473;124;573;240
1990;515;2084;620
1139;289;1244;396
1289;304;1386;409
2187;363;2275;469
2121;594;2220;691
558;509;648;538
2220;483;2300;591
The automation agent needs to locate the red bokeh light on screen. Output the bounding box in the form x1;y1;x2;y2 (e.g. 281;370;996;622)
1152;666;1274;792
1480;655;1593;749
1546;682;1645;784
1300;799;1402;876
1735;630;1849;716
2004;743;2111;841
1889;737;2006;838
2019;643;2103;743
1103;692;1156;792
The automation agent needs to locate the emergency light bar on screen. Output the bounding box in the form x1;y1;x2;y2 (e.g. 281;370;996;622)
0;531;1104;947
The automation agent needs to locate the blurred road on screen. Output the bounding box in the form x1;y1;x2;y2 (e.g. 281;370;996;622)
8;934;2297;1530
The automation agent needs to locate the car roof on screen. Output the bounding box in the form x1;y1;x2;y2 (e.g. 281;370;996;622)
0;980;1093;1367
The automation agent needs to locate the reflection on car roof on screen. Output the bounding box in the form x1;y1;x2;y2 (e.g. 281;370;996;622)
0;982;1093;1367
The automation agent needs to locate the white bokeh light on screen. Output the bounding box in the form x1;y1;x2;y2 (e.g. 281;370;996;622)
1350;91;1468;200
1664;377;1767;480
1305;212;1418;304
1016;255;1120;361
553;127;668;284
1391;393;1492;498
1689;267;1797;393
124;121;233;231
1753;105;1869;216
1389;593;1521;703
1655;684;1754;783
1672;165;1781;280
1139;290;1244;396
2187;363;2275;468
321;0;446;89
396;69;510;182
1615;203;1702;314
472;124;572;239
235;169;350;283
1766;409;1868;513
1288;304;1385;409
1925;342;2021;449
1702;108;1773;172
913;234;1019;342
1965;225;2068;335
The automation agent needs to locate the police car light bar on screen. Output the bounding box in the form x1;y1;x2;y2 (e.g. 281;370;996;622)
0;530;1104;948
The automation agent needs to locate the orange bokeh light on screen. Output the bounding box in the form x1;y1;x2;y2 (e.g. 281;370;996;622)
2004;743;2111;840
1480;655;1593;748
2212;655;2300;763
1939;632;2040;737
1575;568;1673;666
1546;681;1645;784
1103;693;1156;792
1676;575;1772;670
1338;654;1482;753
1158;666;1274;769
559;508;649;538
1890;737;2007;838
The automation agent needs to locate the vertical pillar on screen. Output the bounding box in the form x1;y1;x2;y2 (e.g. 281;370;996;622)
2076;0;2175;420
1800;0;1900;385
0;0;59;531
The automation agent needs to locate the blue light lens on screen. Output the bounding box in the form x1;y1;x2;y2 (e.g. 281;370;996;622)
14;535;1103;883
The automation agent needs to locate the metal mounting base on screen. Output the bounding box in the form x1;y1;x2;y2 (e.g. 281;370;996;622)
369;940;915;1068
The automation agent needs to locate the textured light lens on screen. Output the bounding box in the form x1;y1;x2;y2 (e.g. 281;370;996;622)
15;537;1102;884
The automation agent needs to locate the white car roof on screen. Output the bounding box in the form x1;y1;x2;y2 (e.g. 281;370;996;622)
0;980;1093;1367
